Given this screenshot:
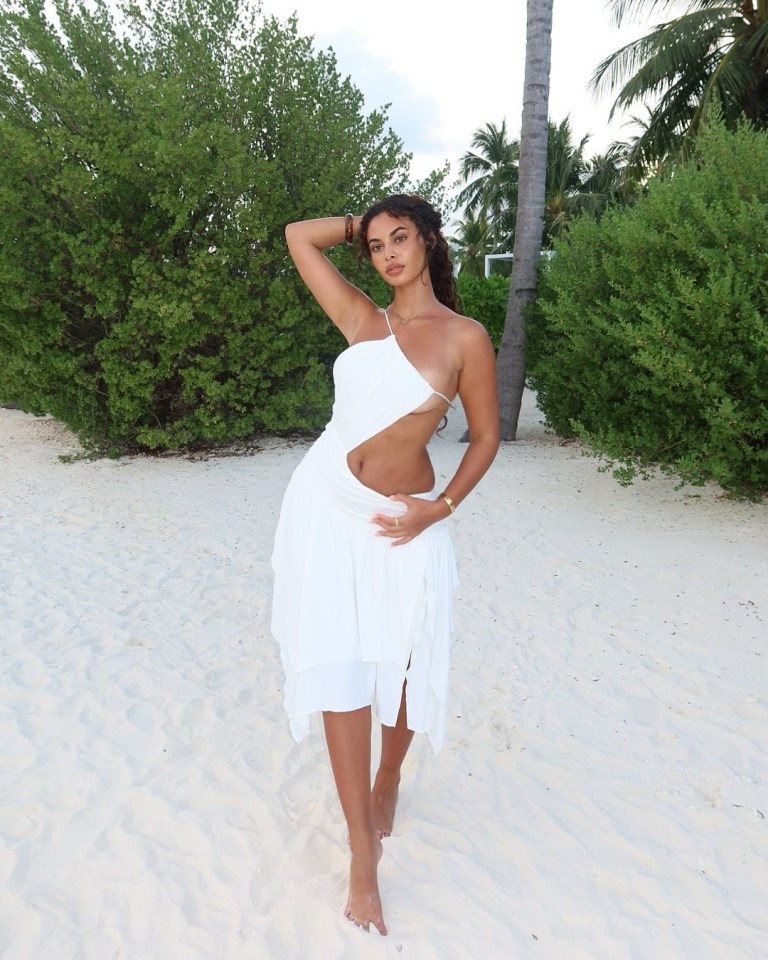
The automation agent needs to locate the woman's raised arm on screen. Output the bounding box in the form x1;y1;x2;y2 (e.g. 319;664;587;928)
285;217;375;343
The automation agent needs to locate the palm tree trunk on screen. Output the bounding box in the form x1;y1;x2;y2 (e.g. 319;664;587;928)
496;0;553;439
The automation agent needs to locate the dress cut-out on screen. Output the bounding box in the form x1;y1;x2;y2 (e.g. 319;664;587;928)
270;315;458;752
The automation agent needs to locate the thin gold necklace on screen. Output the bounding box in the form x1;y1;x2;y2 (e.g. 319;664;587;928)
394;309;424;325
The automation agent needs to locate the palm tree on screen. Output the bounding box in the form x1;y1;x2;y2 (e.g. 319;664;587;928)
544;123;640;239
450;210;492;277
591;0;768;171
455;120;519;252
579;141;641;211
542;117;590;241
495;0;553;440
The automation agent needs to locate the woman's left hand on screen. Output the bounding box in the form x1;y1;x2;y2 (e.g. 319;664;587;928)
371;494;446;546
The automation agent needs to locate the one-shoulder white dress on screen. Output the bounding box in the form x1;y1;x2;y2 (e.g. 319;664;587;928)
271;311;458;752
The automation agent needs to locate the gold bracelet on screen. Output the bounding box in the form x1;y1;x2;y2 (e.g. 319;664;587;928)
438;492;456;514
344;213;354;245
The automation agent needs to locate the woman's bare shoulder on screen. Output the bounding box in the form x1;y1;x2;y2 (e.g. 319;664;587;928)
442;309;493;346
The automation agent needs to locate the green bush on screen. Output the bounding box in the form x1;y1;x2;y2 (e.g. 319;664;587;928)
456;274;508;349
527;119;768;498
0;0;412;450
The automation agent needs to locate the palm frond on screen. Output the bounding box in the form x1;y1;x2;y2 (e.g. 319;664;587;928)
592;8;739;104
607;0;729;29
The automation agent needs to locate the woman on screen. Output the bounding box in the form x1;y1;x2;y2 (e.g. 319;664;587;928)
271;195;499;935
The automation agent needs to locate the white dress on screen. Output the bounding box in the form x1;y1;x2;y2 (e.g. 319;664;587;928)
271;312;458;752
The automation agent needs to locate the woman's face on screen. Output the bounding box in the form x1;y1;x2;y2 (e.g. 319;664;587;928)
365;212;428;286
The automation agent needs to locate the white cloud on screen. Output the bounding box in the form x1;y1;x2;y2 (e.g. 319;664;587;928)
261;0;649;179
312;29;443;158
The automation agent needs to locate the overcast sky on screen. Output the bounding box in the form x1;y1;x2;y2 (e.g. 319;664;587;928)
259;0;651;182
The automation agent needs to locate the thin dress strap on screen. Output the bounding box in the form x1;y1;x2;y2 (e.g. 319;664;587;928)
384;308;454;408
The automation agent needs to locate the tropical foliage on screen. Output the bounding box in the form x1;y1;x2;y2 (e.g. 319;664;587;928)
450;211;493;278
527;118;768;498
454;120;519;254
0;0;412;450
543;117;591;240
453;116;636;275
455;274;508;348
592;0;768;171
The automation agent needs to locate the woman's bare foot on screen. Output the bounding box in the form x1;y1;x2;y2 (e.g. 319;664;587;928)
371;771;400;839
345;831;387;935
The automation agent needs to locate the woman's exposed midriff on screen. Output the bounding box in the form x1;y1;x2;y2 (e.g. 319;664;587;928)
346;406;446;495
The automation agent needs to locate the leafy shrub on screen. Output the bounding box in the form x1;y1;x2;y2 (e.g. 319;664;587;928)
0;0;412;450
527;119;768;498
456;274;508;349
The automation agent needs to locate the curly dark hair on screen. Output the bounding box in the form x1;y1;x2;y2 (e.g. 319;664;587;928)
358;194;457;312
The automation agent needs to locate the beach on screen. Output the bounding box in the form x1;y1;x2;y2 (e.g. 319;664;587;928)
1;393;766;960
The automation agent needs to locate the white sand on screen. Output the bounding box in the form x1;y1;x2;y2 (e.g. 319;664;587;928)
1;393;766;960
